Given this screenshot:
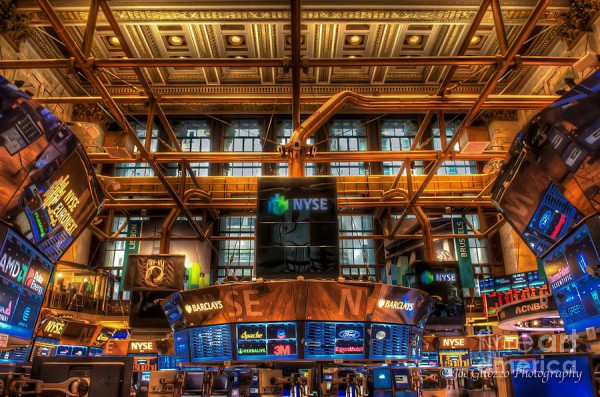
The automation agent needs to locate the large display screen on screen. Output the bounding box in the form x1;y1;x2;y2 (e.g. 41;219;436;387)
419;351;440;367
190;324;233;362
0;345;30;364
256;177;339;279
509;355;596;397
469;350;497;367
88;347;103;357
30;337;58;358
439;349;470;368
414;262;465;329
158;355;176;370
543;221;600;333
236;322;298;360
0;77;104;262
0;224;53;340
479;271;551;317
173;329;190;363
304;322;365;360
369;323;410;360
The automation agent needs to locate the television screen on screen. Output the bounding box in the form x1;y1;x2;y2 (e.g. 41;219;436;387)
174;329;190;364
158;355;176;370
372;368;392;389
189;324;233;362
438;349;470;368
184;372;205;393
88;347;103;357
0;77;104;262
543;221;600;333
391;369;411;391
369;323;410;360
419;351;440;367
129;290;172;329
236;322;298;360
304;322;365;360
480;271;550;317
31;337;58;358
509;355;596;397
54;345;88;358
0;223;53;341
469;350;496;367
0;345;29;364
256;177;339;279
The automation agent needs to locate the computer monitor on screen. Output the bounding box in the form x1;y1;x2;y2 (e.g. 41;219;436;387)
391;369;411;391
30;356;134;397
372;368;392;390
507;354;596;397
183;372;205;394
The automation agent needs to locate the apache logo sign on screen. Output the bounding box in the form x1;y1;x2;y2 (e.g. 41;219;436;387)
144;258;166;287
515;301;549;314
240;330;264;340
377;298;415;311
267;193;329;216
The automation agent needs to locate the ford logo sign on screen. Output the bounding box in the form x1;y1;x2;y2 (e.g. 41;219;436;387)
338;330;361;339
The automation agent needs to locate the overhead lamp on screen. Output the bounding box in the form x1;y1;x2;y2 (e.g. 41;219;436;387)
107;36;121;47
406;35;422;45
347;55;357;59
347;35;363;45
168;35;185;46
227;35;244;46
470;35;481;45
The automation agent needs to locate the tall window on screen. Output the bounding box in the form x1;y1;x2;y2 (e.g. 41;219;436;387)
329;120;368;176
276;120;315;176
168;120;211;176
115;122;158;177
339;215;376;279
380;119;423;175
216;216;255;283
224;120;263;176
433;118;477;175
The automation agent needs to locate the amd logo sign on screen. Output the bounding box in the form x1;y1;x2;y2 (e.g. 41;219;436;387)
441;338;466;348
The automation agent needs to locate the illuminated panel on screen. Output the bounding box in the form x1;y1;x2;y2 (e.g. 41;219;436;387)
304;322;365;360
158;355;176;370
88;347;103;357
236;322;298;360
369;323;410;360
54;345;88;357
438;349;470;368
30;337;58;357
469;350;497;367
0;227;53;341
419;351;440;367
190;324;233;362
174;329;190;363
0;345;30;364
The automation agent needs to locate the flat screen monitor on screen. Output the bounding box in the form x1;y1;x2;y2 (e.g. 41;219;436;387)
304;322;365;360
391;369;411;391
189;324;233;362
183;371;204;393
508;354;596;397
543;221;600;333
141;371;151;382
31;337;59;358
438;349;470;368
0;345;30;364
372;368;392;390
54;345;88;358
419;351;439;367
236;322;298;360
469;350;496;367
0;223;53;342
158;355;176;370
30;356;134;397
88;347;103;357
369;323;410;360
174;329;190;363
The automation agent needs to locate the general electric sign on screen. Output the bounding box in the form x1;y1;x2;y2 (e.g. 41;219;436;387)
267;193;329;216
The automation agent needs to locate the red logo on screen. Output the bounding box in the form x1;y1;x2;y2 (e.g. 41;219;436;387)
24;267;36;288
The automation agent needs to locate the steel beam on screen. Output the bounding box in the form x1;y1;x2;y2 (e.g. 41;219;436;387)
81;0;99;57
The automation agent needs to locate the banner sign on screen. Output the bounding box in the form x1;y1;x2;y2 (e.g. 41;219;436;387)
163;280;433;332
452;218;475;288
256;177;339;279
120;220;141;291
0;76;104;261
124;254;186;291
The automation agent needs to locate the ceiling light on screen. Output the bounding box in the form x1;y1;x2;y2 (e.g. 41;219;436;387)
347;55;357;59
347;35;363;45
107;36;120;47
227;35;244;46
406;35;422;45
168;35;185;46
235;55;246;59
470;35;481;45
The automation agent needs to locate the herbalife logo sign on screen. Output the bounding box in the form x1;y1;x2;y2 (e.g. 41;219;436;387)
267;193;329;216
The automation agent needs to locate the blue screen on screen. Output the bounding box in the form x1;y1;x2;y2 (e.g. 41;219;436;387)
158;355;177;370
0;345;29;364
391;369;411;390
369;323;410;359
510;356;595;397
174;329;190;363
54;345;88;357
469;350;496;367
88;346;103;357
190;324;233;362
304;322;365;360
372;368;392;389
236;322;298;360
419;351;439;367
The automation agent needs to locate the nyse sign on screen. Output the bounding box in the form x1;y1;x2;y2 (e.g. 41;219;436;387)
440;337;466;349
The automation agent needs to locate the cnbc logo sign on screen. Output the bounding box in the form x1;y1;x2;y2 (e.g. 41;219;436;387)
267;193;329;216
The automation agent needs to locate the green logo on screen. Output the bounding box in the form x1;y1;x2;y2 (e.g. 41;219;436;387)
421;271;435;285
267;193;289;216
